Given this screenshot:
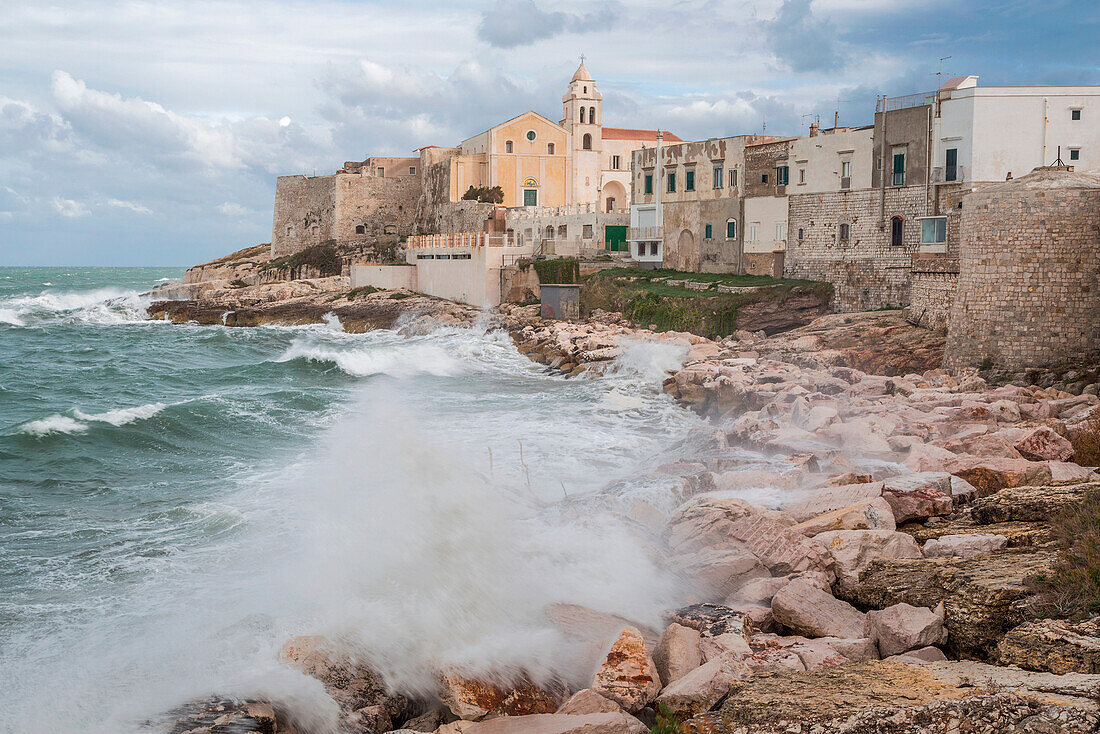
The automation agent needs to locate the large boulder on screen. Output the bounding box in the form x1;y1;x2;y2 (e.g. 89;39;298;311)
1014;426;1076;462
771;580;866;639
865;603;948;657
952;458;1053;496
463;712;647;734
653;653;748;718
555;689;623;715
811;530;922;595
922;533;1008;558
439;673;566;722
997;618;1100;675
969;482;1093;525
652;623;703;686
789;497;896;535
591;627;662;713
783;483;884;523
881;473;954;523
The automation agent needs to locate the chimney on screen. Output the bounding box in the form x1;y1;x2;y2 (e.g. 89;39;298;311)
809;122;819;137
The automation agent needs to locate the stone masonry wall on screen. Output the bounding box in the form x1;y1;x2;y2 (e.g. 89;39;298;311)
905;257;959;332
944;180;1100;371
415;159;494;235
785;185;928;311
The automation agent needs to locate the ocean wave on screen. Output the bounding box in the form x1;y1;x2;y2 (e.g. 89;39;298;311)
20;402;168;436
276;338;462;378
0;287;152;326
0;308;25;326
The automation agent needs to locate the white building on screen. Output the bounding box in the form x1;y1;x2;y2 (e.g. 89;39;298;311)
933;75;1100;184
788;125;874;193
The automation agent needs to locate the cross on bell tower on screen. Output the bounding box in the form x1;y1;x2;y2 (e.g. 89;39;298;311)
562;55;602;131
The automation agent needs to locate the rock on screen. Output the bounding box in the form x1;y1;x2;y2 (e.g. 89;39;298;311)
669;546;767;601
998;618;1100;674
281;635;408;724
922;533;1008;558
462;712;647;734
698;632;752;662
850;547;1057;659
652;623;702;686
881;473;953;523
951;458;1053;497
902;443;960;473
555;689;623;715
783;483;885;523
401;709;447;731
439;673;565;721
666;604;753;639
865;603;947;657
811;530;922;595
816;636;879;661
164;698;278;734
885;645;949;664
435;722;476;734
771;580;866;639
544;604;659;670
789;497;896;535
969;482;1092;525
1014;426;1076;462
591;627;661;713
653;653;748;719
948;475;979;504
1050;461;1098;485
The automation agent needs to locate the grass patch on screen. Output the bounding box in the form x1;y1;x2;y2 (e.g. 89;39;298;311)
650;704;687;734
1028;485;1100;619
261;243;341;275
390;292;414;300
331;286;379;302
229;279;249;288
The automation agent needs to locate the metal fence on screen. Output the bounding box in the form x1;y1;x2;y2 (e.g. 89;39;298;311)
877;91;936;113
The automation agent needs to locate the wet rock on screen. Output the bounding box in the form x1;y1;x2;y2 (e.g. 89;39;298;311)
438;674;565;722
881;473;954;523
811;530;922;595
771;580;866;639
666;604;753;639
653;653;748;719
555;689;623;715
652;623;702;686
922;533;1008;558
463;712;648;734
1014;426;1076;462
164;698;277;734
789;497;896;535
591;627;661;713
865;603;947;657
698;632;752;662
998;618;1100;674
784;483;885;523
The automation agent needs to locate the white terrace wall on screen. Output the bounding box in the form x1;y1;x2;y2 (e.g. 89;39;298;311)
350;264;418;291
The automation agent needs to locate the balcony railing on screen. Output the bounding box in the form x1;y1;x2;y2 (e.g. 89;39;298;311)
931;165;967;184
407;232;517;249
877;91;936;113
628;226;663;241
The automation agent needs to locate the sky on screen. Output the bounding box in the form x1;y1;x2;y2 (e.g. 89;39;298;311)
0;0;1096;266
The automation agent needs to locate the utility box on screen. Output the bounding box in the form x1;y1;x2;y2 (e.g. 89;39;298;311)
540;284;581;321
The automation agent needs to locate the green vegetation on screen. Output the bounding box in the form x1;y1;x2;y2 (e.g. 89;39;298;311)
531;258;580;284
461;185;505;204
581;267;832;339
338;286;379;301
229;279;249;288
261;243;342;275
390;292;414;300
1029;484;1100;619
650;704;687;734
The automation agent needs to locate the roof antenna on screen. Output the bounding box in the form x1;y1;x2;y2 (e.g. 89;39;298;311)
934;56;953;89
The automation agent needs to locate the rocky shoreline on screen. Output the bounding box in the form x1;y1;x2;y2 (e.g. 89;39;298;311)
147;276;1100;734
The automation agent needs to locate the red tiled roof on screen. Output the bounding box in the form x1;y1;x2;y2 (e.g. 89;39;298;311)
601;127;684;143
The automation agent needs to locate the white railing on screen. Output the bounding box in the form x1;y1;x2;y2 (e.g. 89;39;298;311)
628;226;663;241
407;232;517;249
931;165;966;184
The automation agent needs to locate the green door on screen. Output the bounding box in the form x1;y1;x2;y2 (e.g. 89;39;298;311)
604;225;627;252
523;189;538;207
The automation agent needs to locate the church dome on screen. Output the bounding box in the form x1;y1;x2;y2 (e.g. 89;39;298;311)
571;61;593;82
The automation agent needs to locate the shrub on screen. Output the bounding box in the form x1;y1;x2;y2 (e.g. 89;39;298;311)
261;243;341;275
651;704;687;734
532;258;580;284
1028;486;1100;619
461;185;505;204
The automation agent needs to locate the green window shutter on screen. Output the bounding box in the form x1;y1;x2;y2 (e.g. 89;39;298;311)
726;220;736;238
686;170;695;191
893;153;905;173
644;175;653;194
705;224;712;239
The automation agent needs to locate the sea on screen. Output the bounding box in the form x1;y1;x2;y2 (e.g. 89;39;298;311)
0;267;722;732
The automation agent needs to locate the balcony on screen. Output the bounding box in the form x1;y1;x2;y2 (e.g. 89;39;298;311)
628;226;663;241
931;165;966;184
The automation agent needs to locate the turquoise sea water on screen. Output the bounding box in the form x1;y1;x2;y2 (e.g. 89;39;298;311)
0;267;707;732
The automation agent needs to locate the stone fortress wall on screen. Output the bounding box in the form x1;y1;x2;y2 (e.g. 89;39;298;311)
943;168;1100;371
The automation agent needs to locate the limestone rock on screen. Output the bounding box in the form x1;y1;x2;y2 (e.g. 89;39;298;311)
784;483;884;523
439;673;565;722
163;698;278;734
1014;426;1076;461
463;712;647;734
865;603;947;657
998;618;1100;674
591;627;661;713
922;533;1008;558
667;603;753;639
789;497;896;535
698;632;752;662
771;580;866;639
952;458;1053;496
881;473;953;523
811;530;922;595
555;689;623;715
969;482;1092;525
653;653;748;719
885;645;948;664
652;623;702;686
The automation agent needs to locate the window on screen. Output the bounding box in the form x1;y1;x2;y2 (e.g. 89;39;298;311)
557;225;567;238
1072;109;1082;121
839;223;850;242
582;134;592;150
705;224;712;239
841;160;851;178
799;168;806;184
545;226;554;238
285;225;292;235
776;166;789;185
797;227;804;241
1070;148;1081;160
355;225;365;235
376;167;385;177
920;216;947;244
945;148;958;182
892;152;906;186
409;166;416;175
685;170;695;191
713;166;723;188
729;168;737;187
547;143;555;154
589;107;596;124
637;242;646;256
761;173;769;184
580;108;586;124
505;140;513;153
891;216;903;246
582;224;594;239
749;223;759;242
650;242;658;256
667;172;676;192
611;155;621;170
526;130;536;141
726;219;736;238
776;222;786;241
523;189;537;206
644;174;653;195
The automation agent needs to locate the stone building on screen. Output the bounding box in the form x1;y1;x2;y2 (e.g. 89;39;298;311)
942;168;1100;371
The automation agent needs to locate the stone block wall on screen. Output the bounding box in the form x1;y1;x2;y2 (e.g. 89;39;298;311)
944;175;1100;371
415;158;494;235
904;257;959;332
785;185;928;310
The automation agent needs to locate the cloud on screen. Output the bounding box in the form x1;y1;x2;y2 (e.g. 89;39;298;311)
218;201;249;217
52;196;90;218
108;198;153;215
477;0;621;48
764;0;844;73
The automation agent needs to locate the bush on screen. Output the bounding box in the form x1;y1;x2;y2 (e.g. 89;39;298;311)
461;185;504;204
1029;486;1100;619
650;704;687;734
532;258;580;284
262;243;341;275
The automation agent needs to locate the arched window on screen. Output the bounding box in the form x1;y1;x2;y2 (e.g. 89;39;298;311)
355;225;365;235
839;223;850;242
891;216;904;246
547;143;555;155
589;107;596;124
505;140;513;153
582;133;592;150
726;218;737;239
545;225;554;238
580;107;586;124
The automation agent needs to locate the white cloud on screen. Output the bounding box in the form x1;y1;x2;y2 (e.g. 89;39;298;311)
52;196;90;218
218;202;250;217
107;199;153;215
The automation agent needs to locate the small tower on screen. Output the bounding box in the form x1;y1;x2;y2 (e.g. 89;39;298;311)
563;57;603;205
562;57;602;135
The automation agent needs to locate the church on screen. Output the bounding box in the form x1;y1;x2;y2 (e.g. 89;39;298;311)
442;61;682;212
